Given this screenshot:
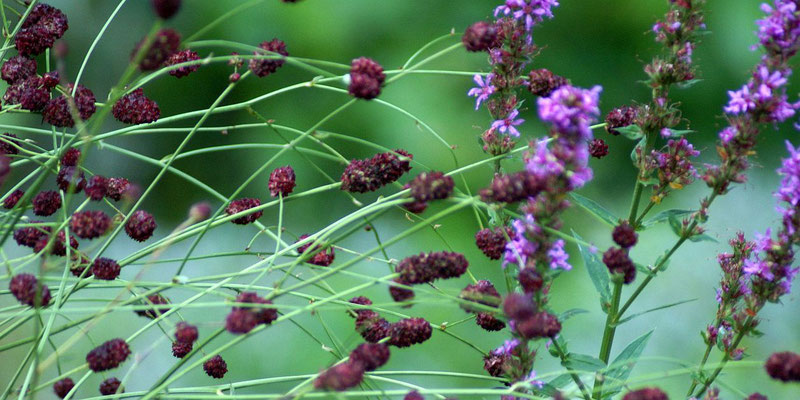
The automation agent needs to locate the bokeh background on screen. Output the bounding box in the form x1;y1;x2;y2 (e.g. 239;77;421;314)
1;0;799;398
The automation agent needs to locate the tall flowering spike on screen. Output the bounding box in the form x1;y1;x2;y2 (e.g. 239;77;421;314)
340;150;413;193
112;89;160;125
348;57;385;100
388;317;432;347
86;339;131;372
1;56;37;84
395;251;468;284
70;210;111;239
203;355;228;378
226;198;262;225
133;28;181;71
268;166;296;197
164;49;200;78
10;273;51;307
43;84;97;128
249;39;288;77
408;171;454;202
314;361;365;391
621;387;669;400
776;140;800;237
537;84;602;141
125;210;157;241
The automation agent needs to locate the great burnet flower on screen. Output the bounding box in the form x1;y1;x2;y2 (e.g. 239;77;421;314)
589;138;609;158
3;76;49;111
249;39;288;77
226;292;277;334
70;210;111;239
10;273;51;307
172;341;192;358
388;317;432;347
605;105;638;135
462;21;498;52
164;49;200;78
340;150;412;193
15;4;68;56
133;28;181;71
32;190;61;216
91;257;121;281
112;89;160;125
314;361;364;391
33;231;78;257
348;57;385;100
765;351;800;382
86;339;131;372
226;198;262;225
84;175;108;201
296;234;335;266
174;322;198;344
99;378;122;395
268;166;296;197
152;0;182;19
612;221;638;248
460;280;505;331
203;355;228;378
42;84;97;127
135;294;171;319
3;189;24;209
408;171;454;202
349;343;390;372
528;68;567;97
475;226;513;260
53;378;74;399
125;210;157;241
602;247;636;284
106;177;131;201
1;56;37;84
395;251;468;285
621;387;669;400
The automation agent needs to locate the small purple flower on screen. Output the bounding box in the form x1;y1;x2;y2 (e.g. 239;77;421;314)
491;109;525;137
503;214;538;268
537;85;602;141
492;338;520;356
525;138;564;179
724;85;756;114
718;127;737;144
547;239;571;270
494;0;522;17
524;369;545;389
660;127;672;138
512;0;559;31
743;230;776;281
467;73;495;110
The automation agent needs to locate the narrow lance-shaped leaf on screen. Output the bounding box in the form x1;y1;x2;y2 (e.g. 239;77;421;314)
602;330;654;398
641;209;694;228
572;230;611;307
569;192;618;227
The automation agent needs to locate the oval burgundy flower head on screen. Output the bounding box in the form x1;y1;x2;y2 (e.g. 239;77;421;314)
53;377;74;399
42;71;59;88
355;311;390;343
3;76;49;111
404;390;425;400
395;251;468;285
249;38;288;77
408;171;454;202
14;24;54;56
56;166;86;193
174;321;198;344
388;317;432;347
70;254;91;277
402;185;428;214
518;268;543;294
189;201;212;222
0;132;20;155
22;4;69;39
172;341;192;358
479;171;543;203
61;148;81;167
341;149;413;193
86;338;131;372
746;394;768;400
113;88;160;124
605;105;638;136
203;355;228;379
602;247;636;284
459;280;502;312
105;177;131;201
462;21;497;52
516;311;562;339
43;84;97;127
503;293;537;321
33;231;78;257
349;343;390;372
99;378;122;395
268;166;296;197
589;138;609;159
348;57;385;100
133;28;181;70
165;49;200;78
3;189;24;209
32;190;61;216
621;387;669;400
296;234;335;266
125;210;157;241
765;351;800;382
14;223;49;247
476;312;506;331
1;56;37;84
135;294;171;319
84;175;108;201
70;210;111;239
226;198;262;225
389;281;415;304
10;273;51;307
152;0;181;19
234;291;278;325
612;221;638;248
528;69;568;97
314;361;365;391
475;227;513;260
91;257;121;280
225;308;259;334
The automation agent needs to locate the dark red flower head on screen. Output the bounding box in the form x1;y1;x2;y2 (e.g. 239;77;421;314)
395;251;468;285
1;56;37;84
105;177;131;201
3;189;24;209
341;150;412;193
355;312;390;343
3;76;48;111
528;69;568;97
86;338;131;372
476;312;506;331
227;292;278;334
765;351;800;382
61;148;81;167
408;171;454;202
91;257;121;280
125;210;156;241
152;0;182;19
314;361;365;391
518;268;544;294
462;21;497;52
172;341;192;358
350;342;390;371
296;234;335;266
43;84;97;127
612;221;638;248
0;132;20;155
589;138;609;159
503;293;536;321
348;57;385;100
479;171;543;203
226;198;262;225
174;321;198;343
404;391;425;400
268;166;296;197
249;39;288;77
32;190;61;216
84;175;108;201
746;394;768;400
225;308;258;334
112;88;160;124
388;317;432;347
389;281;415;304
475;227;513;260
56;166;86;193
135;294;171;319
621;387;669;400
605;106;638;136
15;4;68;56
14;223;49;248
42;71;59;88
602;247;636;284
515;311;562;339
165;49;200;78
459;280;502;312
99;378;122;395
70;210;111;239
33;230;78;257
203;355;228;379
10;273;51;307
133;28;181;71
53;377;74;398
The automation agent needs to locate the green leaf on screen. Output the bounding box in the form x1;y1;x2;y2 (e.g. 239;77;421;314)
572;230;611;307
602;330;654;398
614;298;698;326
654;250;672;272
630;137;646;164
688;233;719;243
665;128;695;137
564;353;607;373
677;78;703;89
641;209;694;228
614;124;644;140
559;308;589;321
569;193;618;227
668;215;683;237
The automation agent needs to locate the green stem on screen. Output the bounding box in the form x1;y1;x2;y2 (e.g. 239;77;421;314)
551;339;593;400
592;279;622;399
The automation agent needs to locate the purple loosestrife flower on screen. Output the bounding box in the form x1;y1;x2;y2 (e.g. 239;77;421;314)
467;73;495;110
494;0;522;17
547;239;570;270
491;109;524;137
756;0;800;59
537;85;602;141
777;140;800;235
503;214;538;268
513;0;559;31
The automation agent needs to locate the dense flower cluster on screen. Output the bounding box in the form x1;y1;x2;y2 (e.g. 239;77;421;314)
133;28;181;71
225;292;278;334
407;171;454;202
70;210;111;239
15;4;68;56
125;210;157;241
86;339;131;372
268;166;296;197
164;49;201;78
135;294;171;319
99;378;122;395
203;355;228;378
112;88;161;125
249;39;288;77
340;150;413;193
348;57;385;100
226;198;262;225
9;273;51;307
296;234;335;266
395;251;468;285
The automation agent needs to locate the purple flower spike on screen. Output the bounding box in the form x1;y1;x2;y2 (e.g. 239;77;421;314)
491;109;525;137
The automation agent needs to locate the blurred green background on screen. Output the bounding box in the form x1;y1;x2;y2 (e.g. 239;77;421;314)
1;0;799;398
